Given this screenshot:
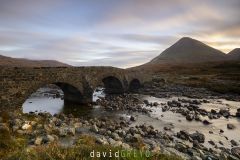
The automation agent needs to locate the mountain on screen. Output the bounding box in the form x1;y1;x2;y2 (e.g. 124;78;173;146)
149;37;227;64
0;55;71;67
228;48;240;60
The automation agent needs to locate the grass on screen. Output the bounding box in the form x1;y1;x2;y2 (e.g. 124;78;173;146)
0;134;182;160
141;61;240;94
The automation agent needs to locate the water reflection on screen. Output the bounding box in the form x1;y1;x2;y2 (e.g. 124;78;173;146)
23;87;105;117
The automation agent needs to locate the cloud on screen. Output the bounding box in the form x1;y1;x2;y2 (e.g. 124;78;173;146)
0;0;239;68
68;50;159;68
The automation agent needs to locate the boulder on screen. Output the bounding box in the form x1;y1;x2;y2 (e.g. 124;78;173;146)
186;114;194;121
231;147;240;158
143;100;149;105
236;109;240;118
91;124;99;133
130;116;136;121
227;123;236;130
177;130;190;140
219;109;230;118
47;135;55;142
111;132;121;141
190;132;205;143
202;119;212;125
208;140;215;146
34;137;43;145
22;123;32;130
96;137;108;145
59;127;68;137
231;140;239;146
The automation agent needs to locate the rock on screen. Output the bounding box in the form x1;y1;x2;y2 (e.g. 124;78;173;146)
236;112;240;118
0;123;9;132
219;141;224;145
106;130;112;136
231;140;239;146
186;114;194;121
16;130;25;135
209;131;213;134
153;102;159;106
74;122;82;128
132;134;142;142
58;127;68;136
192;140;200;148
162;106;169;112
143;100;149;105
227;123;236;130
152;146;161;153
130;116;136;121
121;143;131;149
231;147;240;158
177;130;190;140
34;137;43;145
91;124;99;133
0;117;3;123
202;120;212;125
96;137;108;145
67;127;75;136
111;132;121;141
194;115;201;121
108;138;116;145
22;123;32;130
219;109;230;118
190;132;205;143
211;109;217;114
112;141;123;147
220;129;224;133
41;136;49;144
75;127;83;134
30;121;37;126
164;126;171;131
236;109;240;118
124;134;132;142
47;135;55;142
208;140;215;146
192;156;202;160
175;142;188;153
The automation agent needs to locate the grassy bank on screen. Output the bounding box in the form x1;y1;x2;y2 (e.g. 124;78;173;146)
141;61;240;94
0;133;182;160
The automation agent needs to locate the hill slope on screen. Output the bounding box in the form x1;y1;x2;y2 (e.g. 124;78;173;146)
150;37;227;64
228;48;240;60
0;55;70;67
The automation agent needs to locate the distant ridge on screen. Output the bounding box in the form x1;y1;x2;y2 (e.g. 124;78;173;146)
0;55;71;67
149;37;227;64
228;48;240;60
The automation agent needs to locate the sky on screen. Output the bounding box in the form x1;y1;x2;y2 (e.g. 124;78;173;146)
0;0;239;68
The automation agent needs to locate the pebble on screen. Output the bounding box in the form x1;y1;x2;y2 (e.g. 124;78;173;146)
227;123;236;130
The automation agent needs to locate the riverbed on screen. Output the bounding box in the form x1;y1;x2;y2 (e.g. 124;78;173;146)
22;87;240;151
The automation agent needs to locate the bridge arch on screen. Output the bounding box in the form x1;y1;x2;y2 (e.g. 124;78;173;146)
21;81;91;109
54;82;88;104
102;76;124;94
129;78;142;92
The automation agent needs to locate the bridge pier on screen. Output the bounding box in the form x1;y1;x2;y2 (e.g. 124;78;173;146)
55;82;92;104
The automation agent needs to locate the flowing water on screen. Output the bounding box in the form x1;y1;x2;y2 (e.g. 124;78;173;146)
23;87;240;149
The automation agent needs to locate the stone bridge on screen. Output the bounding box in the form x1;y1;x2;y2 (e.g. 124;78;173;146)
0;66;149;111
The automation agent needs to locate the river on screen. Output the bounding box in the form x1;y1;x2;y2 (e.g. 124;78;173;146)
22;87;240;150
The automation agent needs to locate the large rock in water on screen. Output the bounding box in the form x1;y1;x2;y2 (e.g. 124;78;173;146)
231;147;240;158
190;132;205;143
